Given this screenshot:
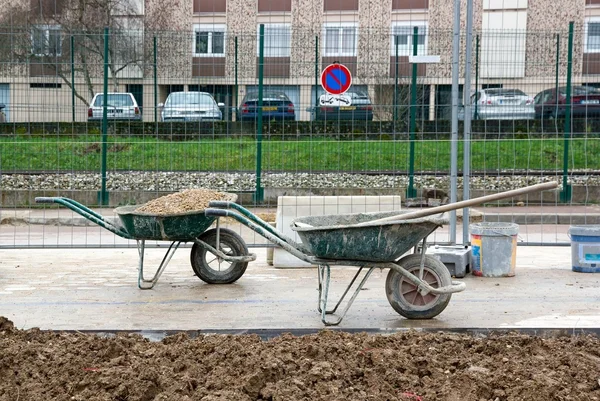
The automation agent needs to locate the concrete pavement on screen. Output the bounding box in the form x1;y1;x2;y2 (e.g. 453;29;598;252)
1;245;600;331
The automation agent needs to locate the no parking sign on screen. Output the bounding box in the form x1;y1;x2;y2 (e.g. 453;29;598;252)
320;63;352;95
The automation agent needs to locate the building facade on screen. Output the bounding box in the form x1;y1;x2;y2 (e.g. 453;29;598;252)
0;0;599;122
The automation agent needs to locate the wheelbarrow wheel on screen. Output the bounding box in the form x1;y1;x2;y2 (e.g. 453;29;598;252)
386;254;452;319
190;228;249;284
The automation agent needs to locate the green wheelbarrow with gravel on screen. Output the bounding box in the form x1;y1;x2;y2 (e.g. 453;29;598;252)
34;196;256;289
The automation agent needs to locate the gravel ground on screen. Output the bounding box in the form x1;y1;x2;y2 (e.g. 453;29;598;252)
0;172;593;192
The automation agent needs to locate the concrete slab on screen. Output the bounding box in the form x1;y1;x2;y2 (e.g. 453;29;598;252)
1;245;599;331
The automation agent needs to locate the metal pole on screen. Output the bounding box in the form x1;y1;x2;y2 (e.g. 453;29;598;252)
100;27;109;206
153;36;157;123
255;24;265;203
449;0;461;245
70;35;75;122
555;33;560;96
474;34;479;120
462;0;474;244
561;22;574;203
394;35;399;123
235;36;238;119
314;35;319;120
407;26;419;199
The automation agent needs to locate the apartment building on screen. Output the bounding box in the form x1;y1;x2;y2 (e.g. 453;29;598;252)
0;0;599;122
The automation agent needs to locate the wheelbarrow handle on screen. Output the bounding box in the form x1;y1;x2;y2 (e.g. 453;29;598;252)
35;197;58;203
34;196;133;239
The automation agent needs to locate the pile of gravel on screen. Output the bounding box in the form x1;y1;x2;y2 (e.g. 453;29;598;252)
0;171;594;192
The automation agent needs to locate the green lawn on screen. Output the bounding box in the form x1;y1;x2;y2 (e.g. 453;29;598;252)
1;135;597;172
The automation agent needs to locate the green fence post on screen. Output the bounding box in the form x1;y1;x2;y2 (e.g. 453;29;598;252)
99;27;109;206
70;35;75;122
474;34;480;120
394;35;399;124
234;36;238;118
555;33;560;96
254;24;265;203
153;36;158;123
314;35;319;120
561;22;574;203
406;26;419;199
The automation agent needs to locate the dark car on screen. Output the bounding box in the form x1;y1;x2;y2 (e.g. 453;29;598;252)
534;86;600;119
314;89;373;121
237;91;295;121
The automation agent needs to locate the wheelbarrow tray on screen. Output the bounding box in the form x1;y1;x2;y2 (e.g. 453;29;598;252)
291;210;448;262
114;194;237;241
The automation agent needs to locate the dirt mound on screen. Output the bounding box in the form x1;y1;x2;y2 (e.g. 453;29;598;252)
1;317;599;401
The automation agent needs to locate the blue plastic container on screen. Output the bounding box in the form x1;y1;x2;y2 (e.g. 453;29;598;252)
569;225;600;273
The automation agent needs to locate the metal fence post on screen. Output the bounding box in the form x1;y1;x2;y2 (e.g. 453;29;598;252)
254;24;265;203
462;0;474;244
314;35;319;120
449;0;461;245
561;22;574;203
394;35;399;124
99;27;109;206
234;36;238;119
474;34;480;120
70;35;75;122
153;36;158;123
406;26;419;199
555;33;560;97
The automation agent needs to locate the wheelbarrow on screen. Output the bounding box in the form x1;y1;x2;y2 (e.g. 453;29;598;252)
34;196;256;289
205;181;559;326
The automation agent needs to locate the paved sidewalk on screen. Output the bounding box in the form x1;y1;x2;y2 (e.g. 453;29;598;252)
1;245;599;331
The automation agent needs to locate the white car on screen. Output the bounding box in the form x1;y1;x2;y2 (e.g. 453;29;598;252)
160;91;223;122
460;88;535;120
88;92;141;121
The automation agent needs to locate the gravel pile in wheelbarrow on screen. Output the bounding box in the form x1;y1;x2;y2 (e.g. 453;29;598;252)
135;189;232;215
1;317;600;401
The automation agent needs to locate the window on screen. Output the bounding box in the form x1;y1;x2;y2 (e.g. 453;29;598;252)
390;21;427;56
31;25;61;56
194;24;226;56
481;10;527;78
586;18;600;53
257;24;291;57
323;23;357;57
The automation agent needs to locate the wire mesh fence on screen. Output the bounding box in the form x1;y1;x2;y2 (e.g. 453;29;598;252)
1;24;600;248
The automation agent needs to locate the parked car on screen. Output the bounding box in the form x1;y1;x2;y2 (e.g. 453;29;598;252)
459;88;534;120
237;91;295;121
87;92;141;121
313;89;374;121
160;91;224;122
534;86;600;119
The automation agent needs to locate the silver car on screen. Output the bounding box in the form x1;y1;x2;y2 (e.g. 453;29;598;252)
460;88;535;120
88;92;141;121
160;91;223;122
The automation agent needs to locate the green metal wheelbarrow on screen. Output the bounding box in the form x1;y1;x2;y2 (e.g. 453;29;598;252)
205;202;466;326
35;196;256;289
205;182;557;326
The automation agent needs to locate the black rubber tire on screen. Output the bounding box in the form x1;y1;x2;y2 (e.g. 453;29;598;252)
385;254;452;319
190;228;249;284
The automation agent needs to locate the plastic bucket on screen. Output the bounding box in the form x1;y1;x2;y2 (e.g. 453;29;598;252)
470;222;519;277
568;225;600;273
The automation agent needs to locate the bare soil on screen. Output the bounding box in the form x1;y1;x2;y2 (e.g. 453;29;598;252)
1;317;600;401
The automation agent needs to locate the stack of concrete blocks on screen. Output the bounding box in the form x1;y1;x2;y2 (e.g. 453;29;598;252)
272;195;402;268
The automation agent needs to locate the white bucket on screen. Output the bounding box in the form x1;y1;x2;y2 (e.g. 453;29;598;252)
470;222;519;277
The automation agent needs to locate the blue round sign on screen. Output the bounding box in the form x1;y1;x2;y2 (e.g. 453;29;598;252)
320;64;352;95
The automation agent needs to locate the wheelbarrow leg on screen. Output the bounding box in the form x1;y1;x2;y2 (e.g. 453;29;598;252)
317;264;375;326
137;240;181;290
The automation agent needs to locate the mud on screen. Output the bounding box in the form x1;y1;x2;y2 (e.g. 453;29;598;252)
1;317;600;401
